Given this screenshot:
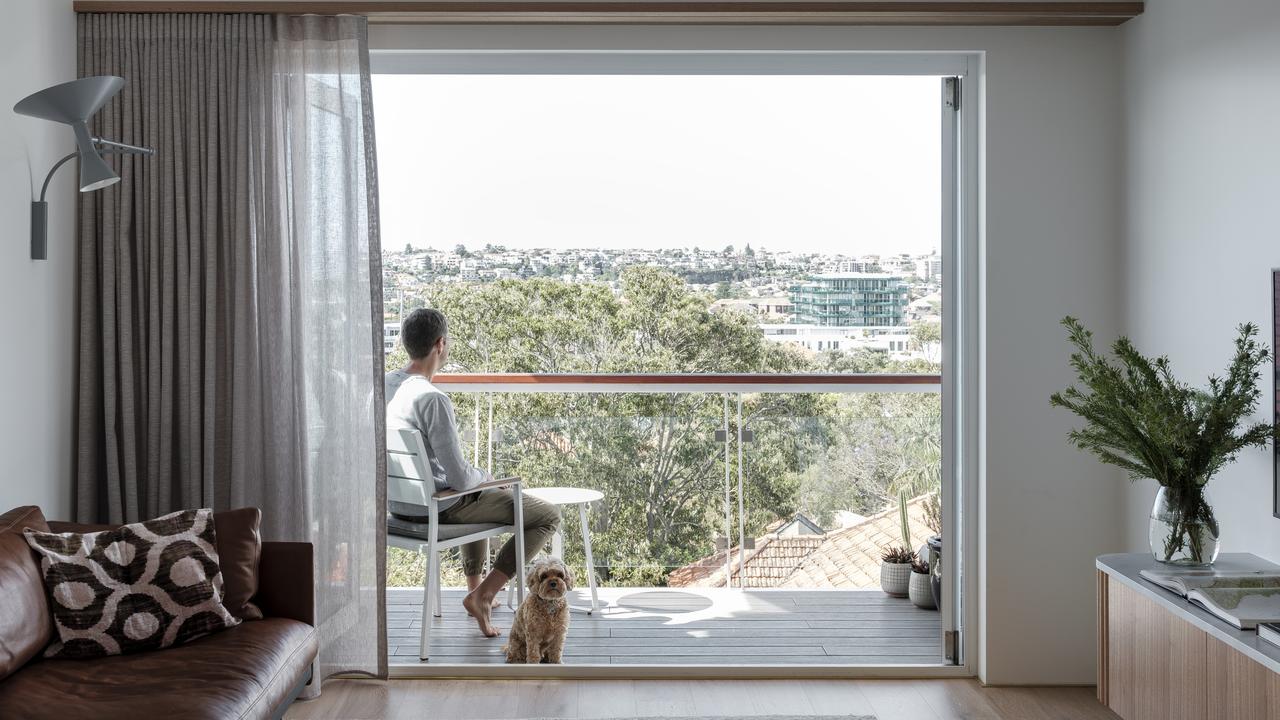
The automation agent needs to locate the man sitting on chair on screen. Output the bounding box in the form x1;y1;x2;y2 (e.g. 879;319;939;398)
385;308;561;638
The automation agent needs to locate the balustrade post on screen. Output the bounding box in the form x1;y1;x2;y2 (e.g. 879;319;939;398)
472;401;480;466
737;393;747;589
486;393;494;473
721;394;732;588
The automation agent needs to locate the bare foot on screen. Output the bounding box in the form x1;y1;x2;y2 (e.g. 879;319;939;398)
463;592;500;638
465;580;505;608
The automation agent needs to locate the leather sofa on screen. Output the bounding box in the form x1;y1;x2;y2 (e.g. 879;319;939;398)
0;506;319;720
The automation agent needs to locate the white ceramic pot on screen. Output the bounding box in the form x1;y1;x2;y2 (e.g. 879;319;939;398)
909;571;936;609
880;562;911;597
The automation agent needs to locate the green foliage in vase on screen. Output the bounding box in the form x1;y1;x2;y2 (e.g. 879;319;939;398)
1049;317;1276;562
1049;317;1274;488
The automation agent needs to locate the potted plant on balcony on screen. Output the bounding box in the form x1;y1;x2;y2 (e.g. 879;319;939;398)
1050;317;1276;566
909;556;935;609
879;492;915;597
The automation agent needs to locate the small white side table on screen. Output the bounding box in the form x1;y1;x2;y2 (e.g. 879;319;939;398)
525;487;603;614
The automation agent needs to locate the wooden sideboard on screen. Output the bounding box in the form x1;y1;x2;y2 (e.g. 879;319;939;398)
1097;553;1280;720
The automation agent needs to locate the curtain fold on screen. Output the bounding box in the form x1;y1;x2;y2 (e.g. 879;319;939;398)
76;12;387;682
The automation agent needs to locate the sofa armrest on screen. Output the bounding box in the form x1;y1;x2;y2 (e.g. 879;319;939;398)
254;541;314;626
47;520;114;533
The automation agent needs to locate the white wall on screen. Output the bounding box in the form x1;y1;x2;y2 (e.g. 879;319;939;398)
0;0;76;520
1122;2;1280;558
371;24;1126;684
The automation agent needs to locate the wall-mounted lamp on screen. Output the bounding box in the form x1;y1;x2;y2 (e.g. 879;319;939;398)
13;76;155;260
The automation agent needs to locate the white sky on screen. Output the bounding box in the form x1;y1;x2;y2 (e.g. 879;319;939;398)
372;74;941;256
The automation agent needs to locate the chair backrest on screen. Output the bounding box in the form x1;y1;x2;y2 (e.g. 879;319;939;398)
387;427;433;509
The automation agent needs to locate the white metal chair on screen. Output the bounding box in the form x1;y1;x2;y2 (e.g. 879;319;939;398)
386;427;525;662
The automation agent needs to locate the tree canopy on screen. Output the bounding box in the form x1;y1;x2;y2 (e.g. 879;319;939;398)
385;266;941;588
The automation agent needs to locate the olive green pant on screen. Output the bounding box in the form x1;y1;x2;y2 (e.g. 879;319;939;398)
438;488;561;578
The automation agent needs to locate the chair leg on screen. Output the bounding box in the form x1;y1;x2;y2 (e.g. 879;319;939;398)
579;503;600;614
421;548;438;661
513;489;526;606
434;563;443;618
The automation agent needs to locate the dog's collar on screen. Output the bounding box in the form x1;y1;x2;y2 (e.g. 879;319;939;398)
537;595;565;616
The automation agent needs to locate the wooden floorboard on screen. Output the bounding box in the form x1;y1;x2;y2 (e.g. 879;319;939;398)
285;679;1120;719
389;586;943;666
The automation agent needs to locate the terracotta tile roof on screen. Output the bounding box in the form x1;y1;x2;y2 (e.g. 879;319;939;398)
780;496;935;589
666;547;733;588
667;496;936;590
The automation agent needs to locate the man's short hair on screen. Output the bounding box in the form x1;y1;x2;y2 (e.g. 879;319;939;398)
402;308;448;360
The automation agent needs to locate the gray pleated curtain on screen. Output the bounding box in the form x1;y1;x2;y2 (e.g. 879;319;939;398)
75;12;386;682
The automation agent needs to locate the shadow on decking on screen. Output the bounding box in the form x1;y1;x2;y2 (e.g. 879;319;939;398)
613;591;715;613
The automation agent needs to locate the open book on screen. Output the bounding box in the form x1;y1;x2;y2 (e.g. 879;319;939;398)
1141;569;1280;629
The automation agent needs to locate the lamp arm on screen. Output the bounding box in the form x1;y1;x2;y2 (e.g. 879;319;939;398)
38;137;155;201
38;152;79;203
93;137;155;156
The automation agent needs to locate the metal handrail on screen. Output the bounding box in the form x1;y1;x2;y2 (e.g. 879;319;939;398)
431;372;940;394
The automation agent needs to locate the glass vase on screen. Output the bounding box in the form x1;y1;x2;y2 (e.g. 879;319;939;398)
1149;485;1220;566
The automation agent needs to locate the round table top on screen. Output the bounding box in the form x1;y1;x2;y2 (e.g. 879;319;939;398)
525;487;604;506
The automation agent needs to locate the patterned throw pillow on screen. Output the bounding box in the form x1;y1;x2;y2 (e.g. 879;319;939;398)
23;508;241;659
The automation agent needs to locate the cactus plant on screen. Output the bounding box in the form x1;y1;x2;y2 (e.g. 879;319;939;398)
898;490;911;549
880;492;919;597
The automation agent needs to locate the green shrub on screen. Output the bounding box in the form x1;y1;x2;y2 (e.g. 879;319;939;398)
385;546;468;588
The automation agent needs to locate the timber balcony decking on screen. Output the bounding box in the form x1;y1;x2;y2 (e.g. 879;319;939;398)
387;586;944;665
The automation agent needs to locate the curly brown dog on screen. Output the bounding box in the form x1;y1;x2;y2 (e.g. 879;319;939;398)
505;557;574;664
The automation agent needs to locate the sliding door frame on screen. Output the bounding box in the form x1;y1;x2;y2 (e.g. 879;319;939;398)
371;49;982;680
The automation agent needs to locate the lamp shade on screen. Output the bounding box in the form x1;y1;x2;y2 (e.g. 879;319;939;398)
71;122;119;192
13;76;125;192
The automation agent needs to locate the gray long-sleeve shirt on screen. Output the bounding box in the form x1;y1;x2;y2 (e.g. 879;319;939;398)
385;370;489;514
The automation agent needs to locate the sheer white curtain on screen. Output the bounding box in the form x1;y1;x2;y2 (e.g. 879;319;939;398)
272;14;386;685
75;12;386;684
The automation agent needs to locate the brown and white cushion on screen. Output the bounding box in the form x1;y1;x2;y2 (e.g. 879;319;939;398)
23;508;241;658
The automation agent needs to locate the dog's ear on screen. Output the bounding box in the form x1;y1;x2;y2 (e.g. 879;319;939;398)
561;561;575;591
526;563;542;590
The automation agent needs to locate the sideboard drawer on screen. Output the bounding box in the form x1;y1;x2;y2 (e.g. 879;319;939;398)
1206;633;1280;720
1103;572;1208;720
